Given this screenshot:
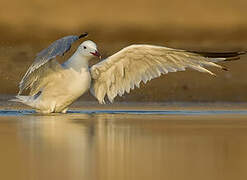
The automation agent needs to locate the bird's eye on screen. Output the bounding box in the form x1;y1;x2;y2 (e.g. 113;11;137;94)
83;46;87;49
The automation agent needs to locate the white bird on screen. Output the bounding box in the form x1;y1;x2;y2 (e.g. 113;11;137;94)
11;33;245;113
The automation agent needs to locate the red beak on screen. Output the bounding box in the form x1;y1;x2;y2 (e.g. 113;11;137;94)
91;50;101;59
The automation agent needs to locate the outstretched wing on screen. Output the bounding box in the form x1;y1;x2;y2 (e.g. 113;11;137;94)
18;33;88;95
90;44;244;104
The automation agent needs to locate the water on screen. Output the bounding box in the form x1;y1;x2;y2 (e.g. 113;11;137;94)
1;108;247;180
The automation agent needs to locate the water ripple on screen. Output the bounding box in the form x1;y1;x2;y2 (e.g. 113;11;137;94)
0;109;247;116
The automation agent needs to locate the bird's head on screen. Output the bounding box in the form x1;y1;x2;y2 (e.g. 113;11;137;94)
78;40;101;59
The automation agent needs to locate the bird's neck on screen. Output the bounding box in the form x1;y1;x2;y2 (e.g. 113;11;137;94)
64;51;91;72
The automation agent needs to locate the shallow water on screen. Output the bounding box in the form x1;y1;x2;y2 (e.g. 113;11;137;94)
1;108;247;180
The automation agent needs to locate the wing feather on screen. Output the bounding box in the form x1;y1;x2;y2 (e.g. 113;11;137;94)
90;44;243;104
18;33;88;95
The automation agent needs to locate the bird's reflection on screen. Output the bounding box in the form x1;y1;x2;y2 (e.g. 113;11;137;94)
16;114;96;180
13;113;247;180
15;113;140;180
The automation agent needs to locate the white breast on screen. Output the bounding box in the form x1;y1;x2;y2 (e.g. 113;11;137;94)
35;67;91;113
67;68;91;97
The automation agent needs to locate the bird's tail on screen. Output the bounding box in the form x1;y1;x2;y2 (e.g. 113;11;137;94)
9;95;35;107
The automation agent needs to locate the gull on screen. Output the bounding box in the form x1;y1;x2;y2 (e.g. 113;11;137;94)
11;33;245;113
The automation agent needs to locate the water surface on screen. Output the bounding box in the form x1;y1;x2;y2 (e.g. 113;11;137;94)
1;108;247;180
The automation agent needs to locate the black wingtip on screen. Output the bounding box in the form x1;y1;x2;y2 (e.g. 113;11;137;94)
193;51;243;58
190;50;246;62
79;32;88;39
222;67;229;71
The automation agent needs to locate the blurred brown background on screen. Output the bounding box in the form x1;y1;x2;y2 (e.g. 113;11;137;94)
0;0;247;102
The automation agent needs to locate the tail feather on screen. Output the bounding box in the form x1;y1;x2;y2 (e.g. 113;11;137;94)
9;95;33;106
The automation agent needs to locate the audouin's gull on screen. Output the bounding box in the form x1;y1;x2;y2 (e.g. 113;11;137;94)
11;33;245;113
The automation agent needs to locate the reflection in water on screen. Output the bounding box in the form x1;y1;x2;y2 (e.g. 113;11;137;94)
1;113;247;180
17;114;95;180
